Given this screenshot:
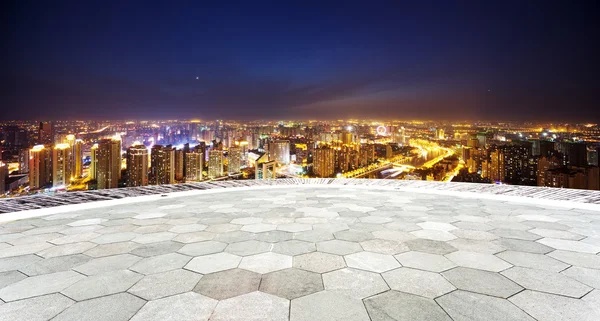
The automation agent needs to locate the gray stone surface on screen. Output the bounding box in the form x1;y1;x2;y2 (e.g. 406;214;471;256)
52;292;145;321
436;290;535;321
323;268;388;299
442;267;523;298
61;269;142;301
260;268;323;299
1;184;600;321
502;266;592;298
128;268;202;300
383;267;455;298
130;292;217;321
291;291;370;321
0;293;74;321
510;290;600;321
395;251;456;272
211;291;289;321
365;291;452;321
193;268;260;300
129;252;191;274
294;252;346;273
0;270;85;302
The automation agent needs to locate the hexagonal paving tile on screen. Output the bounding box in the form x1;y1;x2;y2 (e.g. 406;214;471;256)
128;269;202;300
129;252;191;275
129;241;183;257
0;293;74;321
61;270;143;301
333;230;373;242
52;292;145;321
294;252;346;273
184;252;241;274
501;266;592;298
383;267;455;298
365;291;452;321
509;290;600;321
193;268;261;300
277;223;312;233
18;254;91;276
240;223;277;233
129;292;217;321
495;250;569;272
256;230;293;243
73;254;141;276
442;267;523;298
272;240;316;256
404;238;457;255
0;270;85;302
436;290;535;321
211;291;289;321
239;252;292;274
177;241;227;256
344;251;400;273
260;268;323;299
323;268;389;299
394;251;455;272
316;239;362;255
291;290;370;321
224;240;271;256
445;251;512;272
359;239;409;255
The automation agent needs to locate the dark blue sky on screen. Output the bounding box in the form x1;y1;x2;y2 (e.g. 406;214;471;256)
2;1;598;121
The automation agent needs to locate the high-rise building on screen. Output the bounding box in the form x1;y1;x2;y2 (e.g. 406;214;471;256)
73;139;83;178
235;140;249;167
489;149;505;182
174;149;184;181
537;155;562;186
208;150;223;179
39;122;53;145
29;145;52;189
151;145;175;185
185;150;203;181
18;149;29;174
313;147;335;178
566;142;587;167
435;128;445;140
269;140;290;165
228;146;241;174
95;137;122;190
342;131;353;145
126;145;148;187
90;143;98;180
476;132;487;149
52;143;72;187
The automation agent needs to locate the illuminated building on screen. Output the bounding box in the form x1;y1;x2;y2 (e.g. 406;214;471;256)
544;168;586;189
341;131;353;145
185;150;203;181
228;146;241;174
39;122;53;145
0;161;6;194
467;137;479;148
18;149;29;174
476;132;487;148
359;144;375;167
151;145;175;185
95;137;122;190
531;139;555;157
566;142;587;167
386;145;393;159
90;144;98;180
235;140;249;167
174;149;184;181
269;140;290;165
489;149;505;182
208;150;223;178
126;145;148;187
313;147;335;178
52;143;72;187
435;128;445;140
29;145;52;189
537;155;561;186
72;138;84;178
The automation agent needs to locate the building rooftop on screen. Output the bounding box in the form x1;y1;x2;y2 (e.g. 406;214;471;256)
0;179;599;321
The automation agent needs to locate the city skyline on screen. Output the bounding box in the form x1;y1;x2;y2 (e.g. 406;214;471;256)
2;1;599;122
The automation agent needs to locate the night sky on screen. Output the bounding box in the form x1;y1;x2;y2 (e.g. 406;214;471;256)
1;1;599;121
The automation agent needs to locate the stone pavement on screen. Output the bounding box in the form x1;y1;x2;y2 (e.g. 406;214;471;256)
0;186;599;321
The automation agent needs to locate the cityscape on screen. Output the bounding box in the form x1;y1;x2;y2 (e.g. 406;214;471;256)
1;119;599;198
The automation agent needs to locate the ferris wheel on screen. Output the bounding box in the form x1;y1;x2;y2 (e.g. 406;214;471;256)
376;125;387;135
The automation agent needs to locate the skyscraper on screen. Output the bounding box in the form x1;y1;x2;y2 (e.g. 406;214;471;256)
208;150;223;179
29;145;52;189
126;145;148;187
39;122;53;145
174;149;184;181
0;161;7;195
18;149;29;174
228;146;241;174
566;142;587;167
269;140;290;165
95;137;122;190
151;145;175;185
52;143;72;187
489;149;505;182
313;147;335;178
72;139;84;178
185;150;203;181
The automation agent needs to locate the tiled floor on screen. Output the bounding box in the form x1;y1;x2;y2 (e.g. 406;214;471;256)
0;186;599;321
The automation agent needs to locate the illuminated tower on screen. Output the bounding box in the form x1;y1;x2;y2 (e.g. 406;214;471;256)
126;145;149;187
174;149;184;181
90;143;98;180
185;150;203;181
228;146;241;174
52;143;72;187
313;147;335;178
269;140;290;165
151;145;175;185
39;122;53;145
73;139;84;178
341;132;353;145
29;145;52;189
236;140;249;167
0;161;6;194
95;137;122;190
208;150;223;179
18;149;29;174
490;149;505;182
